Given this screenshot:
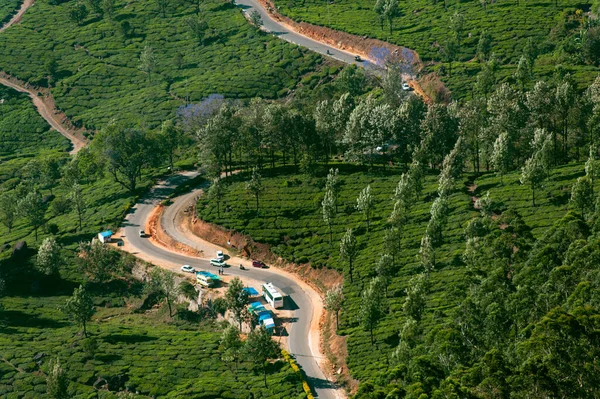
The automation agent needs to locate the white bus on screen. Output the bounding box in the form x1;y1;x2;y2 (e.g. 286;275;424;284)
262;282;284;309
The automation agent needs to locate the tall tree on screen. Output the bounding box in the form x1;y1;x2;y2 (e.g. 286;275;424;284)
520;153;546;207
359;278;386;345
375;254;393;295
208;178;226;219
46;358;69;399
18;190;46;241
570;176;594;218
36;237;61;276
147;268;178;317
383;227;402;263
69;183;86;231
0;191;18;232
491;132;510;184
418;235;435;274
374;0;386;30
402;273;427;321
185;15;208;44
383;0;400;34
340;228;359;282
322;188;336;245
245;167;263;215
325;168;341;211
514;55;532;91
220;326;243;379
585;146;598;189
356;185;374;231
450;12;465;45
476;30;492;62
94;121;158;194
325;284;344;331
62;285;95;337
138;46;158;83
225;277;250;330
244;326;279;388
158;120;184;172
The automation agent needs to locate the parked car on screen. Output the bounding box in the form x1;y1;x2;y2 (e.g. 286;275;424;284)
216;250;225;261
181;265;195;273
138;230;145;237
354;55;362;62
252;260;268;269
402;82;412;91
210;258;227;267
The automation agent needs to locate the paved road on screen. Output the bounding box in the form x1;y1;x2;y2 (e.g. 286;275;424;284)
124;172;340;399
235;0;380;72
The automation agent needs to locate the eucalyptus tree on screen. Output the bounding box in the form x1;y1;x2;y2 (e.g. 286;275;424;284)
375;254;393;295
383;227;402;263
46;358;69;399
356;185;375;231
322;188;336;245
450;12;465;45
244;326;279;388
419;104;459;168
555;76;576;160
520;153;546;207
138;46;158;83
585;147;598;188
69;183;86;231
246;167;263;215
426;196;449;247
476;30;492;62
198;104;240;177
418;235;435;274
340;228;359;282
225;277;250;330
147;268;178;318
571;176;594;218
208;178;226;219
526;80;556;134
18;190;47;241
383;0;400;34
491;132;510;184
402;273;427;321
220;326;243;379
359;278;387;345
158;120;185;172
325;284;344;330
514;55;532;91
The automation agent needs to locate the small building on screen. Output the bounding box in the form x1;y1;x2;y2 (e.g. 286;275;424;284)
98;230;113;243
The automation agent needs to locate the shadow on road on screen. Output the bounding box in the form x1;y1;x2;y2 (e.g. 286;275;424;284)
282;295;299;311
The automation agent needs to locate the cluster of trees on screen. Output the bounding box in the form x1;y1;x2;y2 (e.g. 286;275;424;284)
219;277;282;387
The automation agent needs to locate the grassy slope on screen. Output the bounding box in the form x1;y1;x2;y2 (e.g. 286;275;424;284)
0;294;304;398
0;84;70;183
0;0;320;130
197;161;589;382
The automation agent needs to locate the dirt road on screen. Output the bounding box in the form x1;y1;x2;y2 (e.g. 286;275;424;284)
0;0;88;154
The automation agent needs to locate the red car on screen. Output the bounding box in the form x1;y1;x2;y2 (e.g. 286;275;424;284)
252;260;268;268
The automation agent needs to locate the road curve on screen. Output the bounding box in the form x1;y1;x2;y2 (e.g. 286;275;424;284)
123;172;342;399
235;0;380;72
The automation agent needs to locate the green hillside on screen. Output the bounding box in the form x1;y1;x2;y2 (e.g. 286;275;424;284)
198;160;600;397
0;0;321;130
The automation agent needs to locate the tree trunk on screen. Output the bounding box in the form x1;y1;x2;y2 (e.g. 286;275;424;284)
349;259;353;282
255;194;259;215
216;201;220;219
263;365;268;388
82;320;87;338
329;224;332;246
335;310;339;331
532;183;536;207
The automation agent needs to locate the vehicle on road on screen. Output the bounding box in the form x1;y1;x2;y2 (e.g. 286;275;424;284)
402;82;412;91
262;282;284;309
210;258;227;267
196;271;219;287
138;230;145;237
216;250;225;261
252;260;268;268
354;55;362;62
181;265;195;273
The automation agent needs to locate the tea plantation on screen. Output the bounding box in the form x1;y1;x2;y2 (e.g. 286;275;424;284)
0;0;21;25
197;161;596;387
0;290;305;398
0;0;321;130
0;84;70;185
275;0;585;62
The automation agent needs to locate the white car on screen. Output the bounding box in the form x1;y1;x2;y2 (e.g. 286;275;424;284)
402;82;411;91
216;250;225;261
181;265;195;273
210;258;227;267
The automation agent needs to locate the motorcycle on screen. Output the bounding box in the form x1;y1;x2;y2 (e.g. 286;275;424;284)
239;264;246;270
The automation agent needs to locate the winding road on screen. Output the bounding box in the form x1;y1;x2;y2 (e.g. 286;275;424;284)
236;0;379;71
122;172;342;399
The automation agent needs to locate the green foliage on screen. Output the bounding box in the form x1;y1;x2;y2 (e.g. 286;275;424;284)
62;284;95;337
0;0;320;129
46;358;69;399
0;0;21;25
225;277;249;330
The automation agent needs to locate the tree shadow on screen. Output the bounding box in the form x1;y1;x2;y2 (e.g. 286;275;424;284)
282;295;299;311
2;310;68;329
